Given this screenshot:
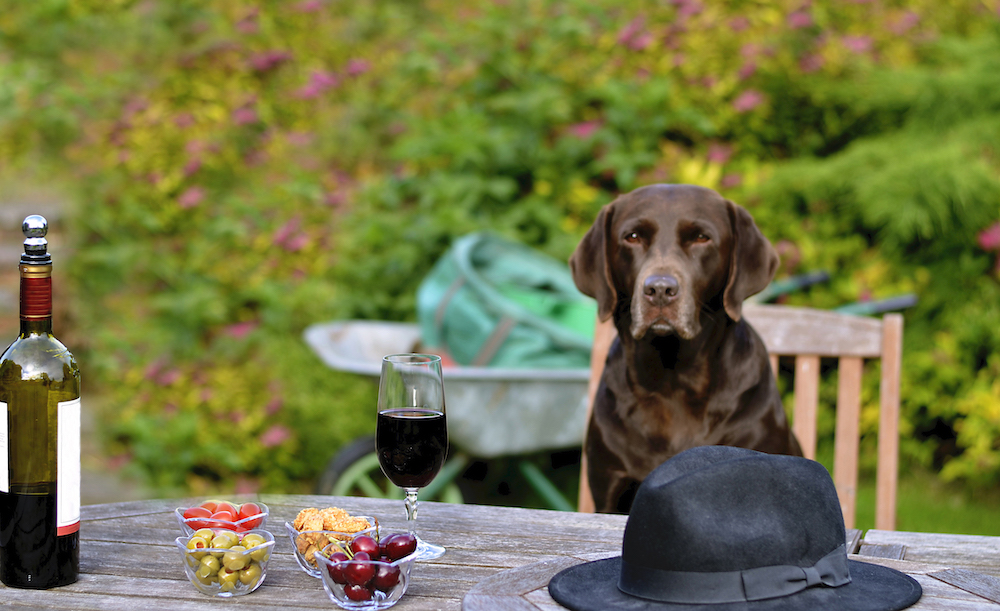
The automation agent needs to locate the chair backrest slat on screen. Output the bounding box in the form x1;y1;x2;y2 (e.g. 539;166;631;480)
792;355;820;460
876;314;904;531
744;304;882;358
833;356;863;529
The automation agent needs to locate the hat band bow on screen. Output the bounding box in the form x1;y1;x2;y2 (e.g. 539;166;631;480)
618;544;851;604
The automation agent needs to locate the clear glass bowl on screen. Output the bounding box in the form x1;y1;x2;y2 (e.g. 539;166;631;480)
175;528;274;597
316;536;418;610
175;500;269;535
284;518;377;578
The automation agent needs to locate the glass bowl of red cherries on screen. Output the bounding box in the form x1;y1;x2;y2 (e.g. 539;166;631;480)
315;530;419;609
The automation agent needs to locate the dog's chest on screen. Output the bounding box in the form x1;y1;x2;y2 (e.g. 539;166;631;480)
598;355;732;453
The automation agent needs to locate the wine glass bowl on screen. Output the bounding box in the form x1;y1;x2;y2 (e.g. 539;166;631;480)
375;354;448;560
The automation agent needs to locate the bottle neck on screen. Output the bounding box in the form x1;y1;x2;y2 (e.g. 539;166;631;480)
19;264;53;336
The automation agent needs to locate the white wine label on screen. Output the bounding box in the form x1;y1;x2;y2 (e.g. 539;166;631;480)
0;401;7;493
57;397;80;535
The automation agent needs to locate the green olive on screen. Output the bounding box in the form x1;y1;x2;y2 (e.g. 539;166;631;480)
210;533;236;557
196;568;218;585
199;555;221;574
241;533;266;548
186;535;210;559
218;566;240;587
223;546;249;571
193;528;216;541
239;562;262;586
250;546;269;563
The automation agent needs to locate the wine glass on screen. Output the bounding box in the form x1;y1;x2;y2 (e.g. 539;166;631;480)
375;354;448;560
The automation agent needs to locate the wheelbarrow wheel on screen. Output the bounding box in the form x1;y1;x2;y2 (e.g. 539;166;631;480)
316;436;466;504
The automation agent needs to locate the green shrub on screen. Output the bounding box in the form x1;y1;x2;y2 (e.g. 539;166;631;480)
2;0;999;496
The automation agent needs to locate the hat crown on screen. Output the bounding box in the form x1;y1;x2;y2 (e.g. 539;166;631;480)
622;446;845;574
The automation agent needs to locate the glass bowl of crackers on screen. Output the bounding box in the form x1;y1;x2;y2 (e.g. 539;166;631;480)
285;506;377;578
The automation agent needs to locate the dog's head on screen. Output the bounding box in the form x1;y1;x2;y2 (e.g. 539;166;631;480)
570;184;778;341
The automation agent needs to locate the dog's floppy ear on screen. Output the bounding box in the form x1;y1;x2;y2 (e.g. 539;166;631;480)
723;200;779;322
570;202;617;322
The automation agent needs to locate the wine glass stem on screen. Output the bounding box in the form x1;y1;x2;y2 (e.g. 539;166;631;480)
404;487;419;536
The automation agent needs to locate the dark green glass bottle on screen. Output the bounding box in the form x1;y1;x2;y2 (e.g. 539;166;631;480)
0;215;80;588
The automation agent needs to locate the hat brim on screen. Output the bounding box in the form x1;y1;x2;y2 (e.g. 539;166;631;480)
548;556;921;611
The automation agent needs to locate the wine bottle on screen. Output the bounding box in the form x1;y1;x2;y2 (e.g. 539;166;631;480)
0;215;80;588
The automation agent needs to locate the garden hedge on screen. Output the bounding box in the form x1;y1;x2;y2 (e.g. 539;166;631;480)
2;0;999;497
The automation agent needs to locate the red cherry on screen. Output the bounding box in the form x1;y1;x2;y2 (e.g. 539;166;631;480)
379;533;397;556
385;533;417;560
372;563;401;592
343;552;376;586
327;551;349;584
344;584;373;601
351;535;379;557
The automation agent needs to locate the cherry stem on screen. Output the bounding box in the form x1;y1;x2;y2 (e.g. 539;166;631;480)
404;487;419;536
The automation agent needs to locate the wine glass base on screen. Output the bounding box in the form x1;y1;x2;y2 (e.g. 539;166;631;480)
414;537;446;561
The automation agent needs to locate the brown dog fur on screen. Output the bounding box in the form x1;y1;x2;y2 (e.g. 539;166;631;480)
571;184;802;513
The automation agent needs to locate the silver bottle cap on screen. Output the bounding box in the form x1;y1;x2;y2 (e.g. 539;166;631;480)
21;215;51;265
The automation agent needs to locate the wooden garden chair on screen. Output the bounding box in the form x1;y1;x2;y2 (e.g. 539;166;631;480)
577;304;903;531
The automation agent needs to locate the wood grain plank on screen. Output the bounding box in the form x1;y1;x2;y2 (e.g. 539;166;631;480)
792;355;820;460
859;543;907;560
863;531;1000;577
876;313;903;531
6;496;999;610
846;529;863;554
744;304;883;357
834;356;862;530
930;569;1000;605
578;316;616;514
466;557;582;596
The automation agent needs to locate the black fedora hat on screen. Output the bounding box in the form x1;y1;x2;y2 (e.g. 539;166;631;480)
549;446;921;611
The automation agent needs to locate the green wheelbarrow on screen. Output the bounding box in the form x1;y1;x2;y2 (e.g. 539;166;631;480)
304;319;591;511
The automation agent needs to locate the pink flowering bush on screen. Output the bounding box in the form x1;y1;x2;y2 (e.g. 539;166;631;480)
2;0;1000;497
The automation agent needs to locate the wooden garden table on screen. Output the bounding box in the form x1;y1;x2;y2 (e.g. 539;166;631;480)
0;494;998;609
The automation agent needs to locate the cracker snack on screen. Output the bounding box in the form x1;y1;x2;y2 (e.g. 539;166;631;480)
292;507;374;566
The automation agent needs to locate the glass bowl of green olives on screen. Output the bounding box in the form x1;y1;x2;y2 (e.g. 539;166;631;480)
176;500;269;535
315;531;419;609
175;528;275;597
285;518;377;578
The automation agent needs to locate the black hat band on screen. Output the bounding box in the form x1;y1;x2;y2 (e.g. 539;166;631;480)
618;544;851;604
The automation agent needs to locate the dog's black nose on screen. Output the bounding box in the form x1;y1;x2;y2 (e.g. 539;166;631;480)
643;274;679;304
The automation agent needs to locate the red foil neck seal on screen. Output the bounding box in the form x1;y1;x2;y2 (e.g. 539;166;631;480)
20;264;52;320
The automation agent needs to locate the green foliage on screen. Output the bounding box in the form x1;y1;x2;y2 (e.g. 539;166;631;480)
3;0;1000;495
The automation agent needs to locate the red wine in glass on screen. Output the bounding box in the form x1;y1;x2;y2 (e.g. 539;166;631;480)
375;354;448;560
376;408;447;488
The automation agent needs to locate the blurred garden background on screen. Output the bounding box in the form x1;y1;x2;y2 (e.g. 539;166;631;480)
3;0;1000;533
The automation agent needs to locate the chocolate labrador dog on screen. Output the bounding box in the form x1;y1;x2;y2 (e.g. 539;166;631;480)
571;184;802;513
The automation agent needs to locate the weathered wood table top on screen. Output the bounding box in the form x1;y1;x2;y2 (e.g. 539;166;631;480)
0;494;998;610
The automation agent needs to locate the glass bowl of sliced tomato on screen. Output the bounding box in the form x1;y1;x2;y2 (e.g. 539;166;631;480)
176;500;269;535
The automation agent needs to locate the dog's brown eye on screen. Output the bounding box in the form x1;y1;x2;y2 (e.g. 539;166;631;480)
695;233;710;243
625;232;641;244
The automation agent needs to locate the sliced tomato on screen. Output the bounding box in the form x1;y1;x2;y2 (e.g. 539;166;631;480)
183;505;212;530
211;510;236;523
237;502;263;529
214;501;238;516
